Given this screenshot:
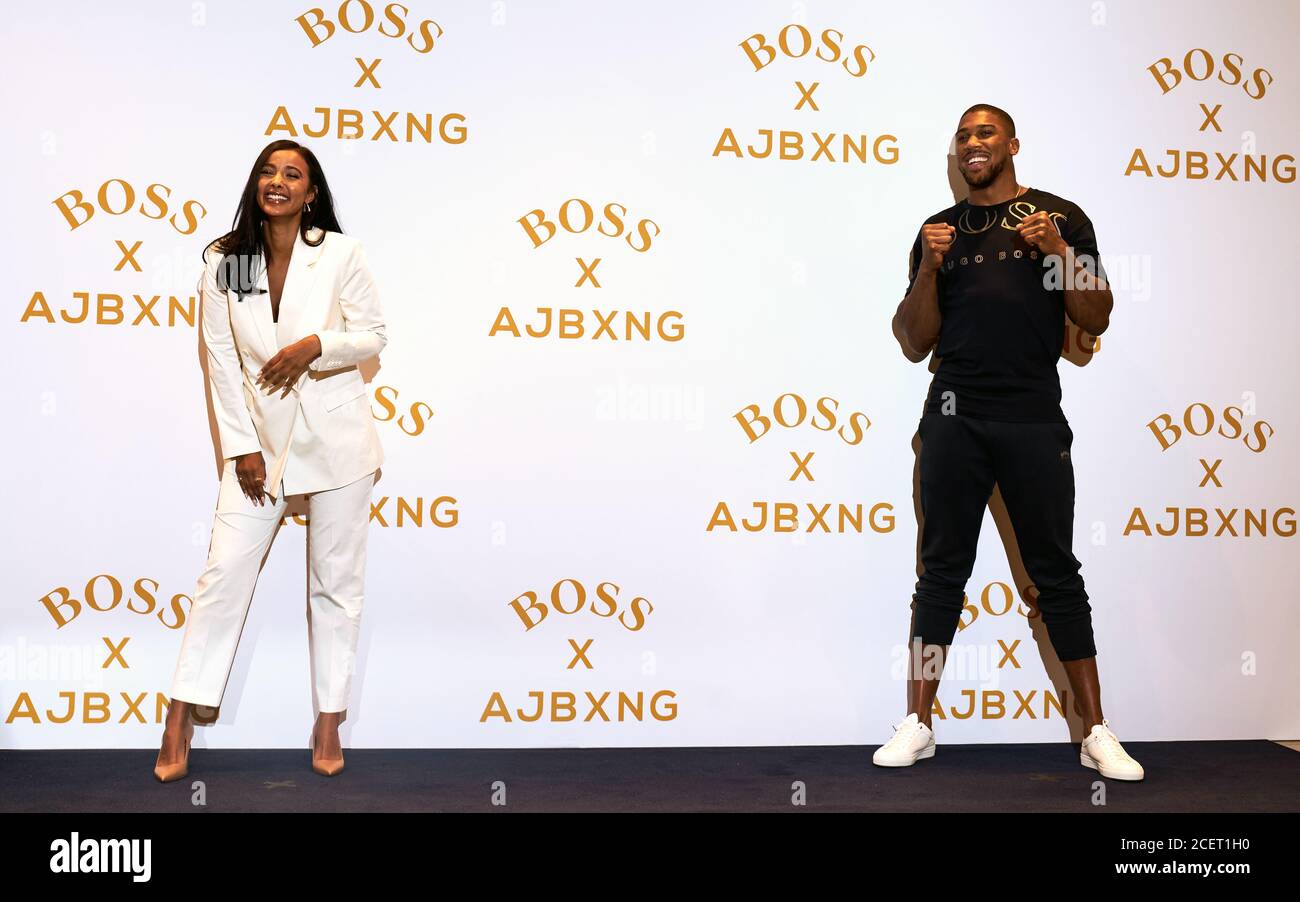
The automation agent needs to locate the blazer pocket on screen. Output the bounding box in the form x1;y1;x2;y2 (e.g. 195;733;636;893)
323;381;367;412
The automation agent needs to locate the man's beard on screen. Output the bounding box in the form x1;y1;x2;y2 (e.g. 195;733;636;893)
962;154;1005;188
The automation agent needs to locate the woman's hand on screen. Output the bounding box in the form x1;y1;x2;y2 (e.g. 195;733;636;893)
257;335;322;398
234;451;268;506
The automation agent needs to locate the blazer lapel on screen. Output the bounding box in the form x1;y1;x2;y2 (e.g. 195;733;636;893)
274;226;328;351
248;262;277;357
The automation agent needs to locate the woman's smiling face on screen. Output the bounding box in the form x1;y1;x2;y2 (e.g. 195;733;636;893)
257;149;316;220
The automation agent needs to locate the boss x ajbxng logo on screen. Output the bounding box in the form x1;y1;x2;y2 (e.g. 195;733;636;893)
708;393;893;536
1125;401;1291;538
481;579;675;725
490;198;682;344
714;23;898;167
23;179;208;329
268;2;467;146
1126;50;1292;184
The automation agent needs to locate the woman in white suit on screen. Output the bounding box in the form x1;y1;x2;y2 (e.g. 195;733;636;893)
154;139;386;781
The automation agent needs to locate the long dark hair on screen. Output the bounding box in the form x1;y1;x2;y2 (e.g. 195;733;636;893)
207;139;343;296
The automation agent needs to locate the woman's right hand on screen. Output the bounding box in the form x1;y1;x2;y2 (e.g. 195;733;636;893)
234;451;268;506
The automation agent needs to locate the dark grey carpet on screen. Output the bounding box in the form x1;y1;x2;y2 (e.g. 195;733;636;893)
3;741;1296;812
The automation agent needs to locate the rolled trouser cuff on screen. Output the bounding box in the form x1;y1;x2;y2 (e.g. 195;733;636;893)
909;596;961;647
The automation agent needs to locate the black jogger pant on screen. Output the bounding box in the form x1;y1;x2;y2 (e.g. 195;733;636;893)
911;410;1097;661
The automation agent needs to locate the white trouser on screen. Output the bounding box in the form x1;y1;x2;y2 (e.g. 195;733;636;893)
168;459;376;714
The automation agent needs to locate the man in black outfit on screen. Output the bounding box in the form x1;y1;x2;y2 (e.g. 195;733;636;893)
873;104;1144;780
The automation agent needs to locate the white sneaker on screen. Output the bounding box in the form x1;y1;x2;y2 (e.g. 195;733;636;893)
1080;719;1145;781
872;712;936;767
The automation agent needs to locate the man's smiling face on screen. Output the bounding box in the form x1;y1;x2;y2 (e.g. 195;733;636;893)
955;110;1018;188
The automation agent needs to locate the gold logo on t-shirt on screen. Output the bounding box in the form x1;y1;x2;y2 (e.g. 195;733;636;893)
957;207;997;235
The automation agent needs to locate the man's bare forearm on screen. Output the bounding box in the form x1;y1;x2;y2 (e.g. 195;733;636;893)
1060;249;1113;335
898;266;942;358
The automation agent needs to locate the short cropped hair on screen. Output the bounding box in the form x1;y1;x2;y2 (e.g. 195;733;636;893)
960;104;1016;137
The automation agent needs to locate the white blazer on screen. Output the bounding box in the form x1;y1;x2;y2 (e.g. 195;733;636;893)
199;226;386;499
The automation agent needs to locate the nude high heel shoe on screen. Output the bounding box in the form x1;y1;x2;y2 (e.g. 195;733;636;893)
310;721;345;777
154;719;194;783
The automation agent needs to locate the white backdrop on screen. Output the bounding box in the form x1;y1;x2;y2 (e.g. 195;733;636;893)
2;0;1298;748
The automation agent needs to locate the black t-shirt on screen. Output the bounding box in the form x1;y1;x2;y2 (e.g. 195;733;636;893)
904;187;1104;423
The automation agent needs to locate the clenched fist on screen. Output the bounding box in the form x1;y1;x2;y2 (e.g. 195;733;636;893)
919;223;956;273
1015;211;1068;257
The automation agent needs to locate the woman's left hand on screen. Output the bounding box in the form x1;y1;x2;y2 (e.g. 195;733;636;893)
257;335;322;398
